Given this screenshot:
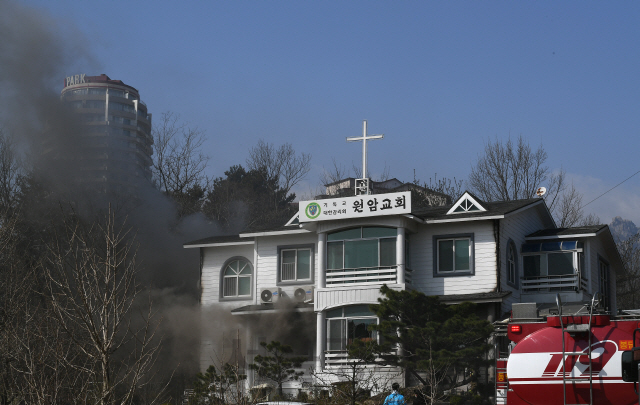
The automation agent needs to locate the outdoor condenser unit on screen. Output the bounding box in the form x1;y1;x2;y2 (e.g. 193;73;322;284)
293;286;314;303
260;287;280;304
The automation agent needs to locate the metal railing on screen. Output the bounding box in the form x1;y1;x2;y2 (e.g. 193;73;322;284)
281;262;296;281
324;350;395;367
326;266;397;286
522;273;586;293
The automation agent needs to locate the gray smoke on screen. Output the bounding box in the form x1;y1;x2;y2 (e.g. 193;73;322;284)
0;0;214;392
0;3;316;398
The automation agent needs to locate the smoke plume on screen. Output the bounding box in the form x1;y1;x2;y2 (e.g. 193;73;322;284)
0;0;216;394
0;3;317;399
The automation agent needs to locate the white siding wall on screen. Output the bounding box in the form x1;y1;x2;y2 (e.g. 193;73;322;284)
410;220;497;295
255;233;318;299
201;244;255;305
499;208;548;314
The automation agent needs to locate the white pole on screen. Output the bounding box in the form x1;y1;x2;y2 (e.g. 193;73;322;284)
362;120;367;178
396;227;405;284
317;233;326;289
316;311;326;372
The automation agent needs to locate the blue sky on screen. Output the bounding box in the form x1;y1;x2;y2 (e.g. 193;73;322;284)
18;1;640;224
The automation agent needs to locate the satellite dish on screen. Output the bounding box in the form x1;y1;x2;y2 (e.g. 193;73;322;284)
536;187;547;197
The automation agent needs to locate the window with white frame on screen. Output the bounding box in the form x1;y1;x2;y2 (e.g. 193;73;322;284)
222;258;252;298
280;247;312;282
326;305;377;352
434;234;473;275
507;240;518;287
521;241;584;279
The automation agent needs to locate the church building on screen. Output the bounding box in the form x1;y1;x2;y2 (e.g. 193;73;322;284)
184;123;622;396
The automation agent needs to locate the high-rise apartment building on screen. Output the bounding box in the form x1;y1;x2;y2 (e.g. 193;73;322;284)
59;74;153;194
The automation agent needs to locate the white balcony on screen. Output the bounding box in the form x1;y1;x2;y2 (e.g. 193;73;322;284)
326;266;397;286
522;272;587;293
324;266;413;286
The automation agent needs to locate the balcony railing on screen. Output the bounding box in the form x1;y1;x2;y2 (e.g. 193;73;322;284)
325;266;413;286
326;266;397;286
522;272;587;293
324;350;397;367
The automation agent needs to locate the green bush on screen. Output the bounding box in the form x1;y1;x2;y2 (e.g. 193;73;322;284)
449;395;464;405
470;394;483;405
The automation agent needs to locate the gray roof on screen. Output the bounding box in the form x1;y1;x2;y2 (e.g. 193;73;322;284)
438;291;512;304
183;224;303;247
183;234;248;247
526;225;607;238
185;196;547;246
413;198;542;221
230;302;314;315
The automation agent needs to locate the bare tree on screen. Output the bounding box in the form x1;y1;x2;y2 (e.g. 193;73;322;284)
413;347;451;405
469;136;560;204
247;140;311;207
469;136;599;227
319;158;351;193
553;182;585;228
0;215;32;404
551;183;601;228
424;173;463;202
152;112;209;214
0;211;87;404
311;340;397;405
10;308;90;405
44;207;162;405
616;233;640;310
0;127;23;214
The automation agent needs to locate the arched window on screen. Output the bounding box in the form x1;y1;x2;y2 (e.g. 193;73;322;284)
222;258;252;298
507;240;518;287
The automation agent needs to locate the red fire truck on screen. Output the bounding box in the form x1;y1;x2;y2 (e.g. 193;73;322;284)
495;294;640;405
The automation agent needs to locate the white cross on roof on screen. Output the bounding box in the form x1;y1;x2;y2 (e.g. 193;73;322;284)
346;120;384;179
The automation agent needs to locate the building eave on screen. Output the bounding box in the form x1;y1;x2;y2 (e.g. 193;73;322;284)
425;215;504;224
402;214;426;224
230;303;314;315
525;233;598;241
183;241;255;248
438;291;512;305
239;229;311;238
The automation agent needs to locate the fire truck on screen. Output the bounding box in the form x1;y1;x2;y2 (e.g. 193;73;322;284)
494;293;640;405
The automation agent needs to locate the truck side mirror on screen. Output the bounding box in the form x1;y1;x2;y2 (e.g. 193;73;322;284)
621;349;640;382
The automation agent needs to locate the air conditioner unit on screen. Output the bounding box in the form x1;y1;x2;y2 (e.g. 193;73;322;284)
293;286;314;303
260;287;280;304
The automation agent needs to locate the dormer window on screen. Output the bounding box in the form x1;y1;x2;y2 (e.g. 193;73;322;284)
453;199;481;213
447;192;486;215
